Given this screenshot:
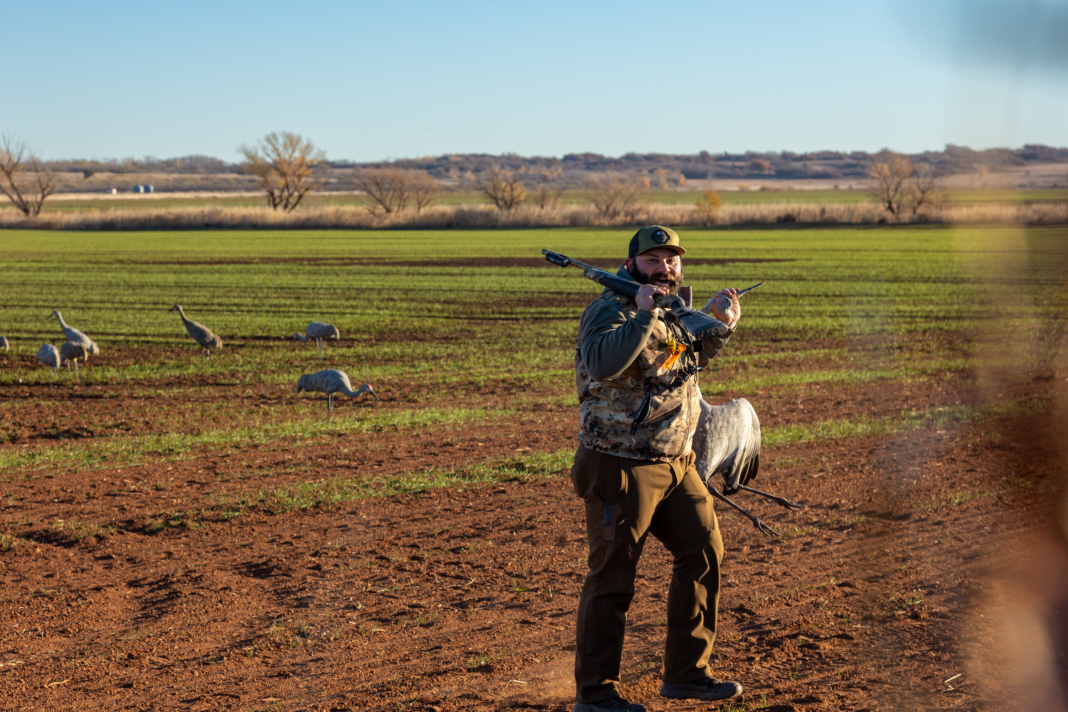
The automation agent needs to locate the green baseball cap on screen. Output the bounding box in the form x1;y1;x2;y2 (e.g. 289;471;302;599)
628;225;685;258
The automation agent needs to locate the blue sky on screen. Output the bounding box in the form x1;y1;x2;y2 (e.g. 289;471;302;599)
5;0;1067;161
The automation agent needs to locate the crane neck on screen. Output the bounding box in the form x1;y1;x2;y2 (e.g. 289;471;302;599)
341;383;370;399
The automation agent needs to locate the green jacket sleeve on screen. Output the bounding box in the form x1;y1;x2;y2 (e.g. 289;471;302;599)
698;330;733;368
579;300;656;381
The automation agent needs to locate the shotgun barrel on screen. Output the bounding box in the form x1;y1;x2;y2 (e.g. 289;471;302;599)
542;249;734;341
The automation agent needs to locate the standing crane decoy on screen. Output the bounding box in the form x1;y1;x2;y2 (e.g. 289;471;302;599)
169;304;223;358
47;311;99;355
60;341;90;383
0;336;8;352
35;344;60;393
295;369;377;419
293;321;340;355
692;397;806;536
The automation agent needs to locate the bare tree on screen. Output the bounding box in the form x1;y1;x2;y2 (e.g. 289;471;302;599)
409;171;441;213
909;162;942;214
0;135;56;217
477;168;525;211
587;175;648;221
869;153;913;215
532;167;563;209
355;168;413;216
532;185;563;209
355;168;440;215
238;132;324;212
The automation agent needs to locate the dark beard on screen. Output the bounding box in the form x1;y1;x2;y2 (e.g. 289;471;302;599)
627;263;683;295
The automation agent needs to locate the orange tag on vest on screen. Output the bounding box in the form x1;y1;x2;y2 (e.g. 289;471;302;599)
661;342;687;371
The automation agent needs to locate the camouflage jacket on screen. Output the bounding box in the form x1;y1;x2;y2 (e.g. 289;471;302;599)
575;268;733;462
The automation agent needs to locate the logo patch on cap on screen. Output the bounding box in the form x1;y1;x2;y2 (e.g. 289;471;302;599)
651;229;669;244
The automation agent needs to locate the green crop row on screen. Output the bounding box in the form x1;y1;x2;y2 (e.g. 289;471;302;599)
1;224;1064;485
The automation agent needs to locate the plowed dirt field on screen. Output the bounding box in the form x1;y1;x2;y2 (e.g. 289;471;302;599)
1;225;1067;712
1;340;1066;712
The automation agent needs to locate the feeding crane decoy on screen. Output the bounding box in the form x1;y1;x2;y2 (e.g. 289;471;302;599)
35;344;60;393
293;321;340;354
169;304;223;358
296;369;377;419
60;341;89;383
692;397;806;536
47;311;99;355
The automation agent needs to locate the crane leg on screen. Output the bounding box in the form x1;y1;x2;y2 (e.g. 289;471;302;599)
708;486;779;536
736;485;807;511
74;359;80;384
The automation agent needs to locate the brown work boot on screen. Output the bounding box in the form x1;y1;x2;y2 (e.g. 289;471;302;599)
659;676;743;701
573;697;647;712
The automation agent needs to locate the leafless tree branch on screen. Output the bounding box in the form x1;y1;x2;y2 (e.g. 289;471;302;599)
869;154;913;215
910;162;943;214
0;135;56;217
355;168;440;216
476;168;526;211
238;132;324;212
587;175;648;221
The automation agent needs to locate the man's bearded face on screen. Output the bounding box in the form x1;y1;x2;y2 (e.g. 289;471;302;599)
628;253;683;295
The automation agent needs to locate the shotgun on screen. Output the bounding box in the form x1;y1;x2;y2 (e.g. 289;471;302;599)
542;249;760;341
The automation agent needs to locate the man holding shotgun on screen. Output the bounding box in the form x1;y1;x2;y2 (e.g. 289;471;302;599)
567;226;742;712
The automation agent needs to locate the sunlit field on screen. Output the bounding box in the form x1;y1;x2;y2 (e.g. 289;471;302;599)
1;224;1066;710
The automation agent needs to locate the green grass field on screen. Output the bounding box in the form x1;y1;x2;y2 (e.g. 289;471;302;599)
32;187;1068;213
1;225;1064;392
0;222;1064;506
1;223;1063;712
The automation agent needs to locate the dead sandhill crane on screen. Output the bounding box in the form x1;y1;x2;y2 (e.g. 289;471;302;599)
47;311;100;355
293;321;340;354
693;397;805;536
296;369;377;418
36;344;60;392
169;304;223;358
60;341;89;383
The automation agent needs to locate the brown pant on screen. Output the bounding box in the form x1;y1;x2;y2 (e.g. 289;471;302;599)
570;445;724;703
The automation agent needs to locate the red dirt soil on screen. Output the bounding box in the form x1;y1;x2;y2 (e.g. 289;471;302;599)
1;352;1066;711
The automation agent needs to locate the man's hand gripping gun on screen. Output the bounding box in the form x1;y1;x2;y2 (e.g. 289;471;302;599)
542;249;762;341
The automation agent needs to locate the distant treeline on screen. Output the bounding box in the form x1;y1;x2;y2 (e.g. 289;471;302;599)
44;144;1068;181
356;145;1068;182
47;154;235;176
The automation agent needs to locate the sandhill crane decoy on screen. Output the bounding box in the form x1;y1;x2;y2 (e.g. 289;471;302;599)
0;336;8;352
296;369;377;419
47;311;100;356
60;341;89;383
293;321;340;354
35;344;60;393
169;304;223;358
692;397;806;536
